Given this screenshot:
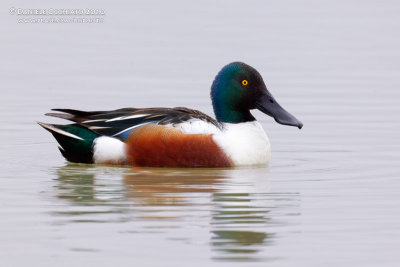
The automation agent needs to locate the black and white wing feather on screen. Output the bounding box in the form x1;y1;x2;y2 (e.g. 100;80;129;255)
46;107;221;139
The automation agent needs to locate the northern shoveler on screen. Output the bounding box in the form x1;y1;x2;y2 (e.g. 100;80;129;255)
38;62;303;168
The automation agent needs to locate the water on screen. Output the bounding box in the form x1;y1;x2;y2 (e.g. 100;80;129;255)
1;1;400;266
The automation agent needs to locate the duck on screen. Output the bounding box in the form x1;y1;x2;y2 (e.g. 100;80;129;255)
38;62;303;168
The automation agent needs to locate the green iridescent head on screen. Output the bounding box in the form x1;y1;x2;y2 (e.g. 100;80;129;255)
211;62;303;128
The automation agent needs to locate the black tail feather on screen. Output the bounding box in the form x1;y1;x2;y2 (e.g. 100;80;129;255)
38;122;99;163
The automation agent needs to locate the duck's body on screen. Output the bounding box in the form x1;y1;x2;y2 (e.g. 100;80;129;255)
39;62;302;168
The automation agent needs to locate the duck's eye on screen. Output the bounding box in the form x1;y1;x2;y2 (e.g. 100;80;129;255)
242;80;248;86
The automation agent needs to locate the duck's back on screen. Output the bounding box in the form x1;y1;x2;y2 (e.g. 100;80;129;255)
39;107;239;167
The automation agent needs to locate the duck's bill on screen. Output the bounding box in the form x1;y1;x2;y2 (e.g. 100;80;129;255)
256;91;303;129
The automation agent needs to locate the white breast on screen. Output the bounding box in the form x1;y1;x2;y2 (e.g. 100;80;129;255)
212;121;271;166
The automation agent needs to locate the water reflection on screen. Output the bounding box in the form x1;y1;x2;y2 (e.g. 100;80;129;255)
55;165;99;205
52;164;298;262
54;165;131;222
211;193;272;261
123;168;226;207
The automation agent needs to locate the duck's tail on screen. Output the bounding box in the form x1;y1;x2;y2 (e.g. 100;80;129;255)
38;122;99;163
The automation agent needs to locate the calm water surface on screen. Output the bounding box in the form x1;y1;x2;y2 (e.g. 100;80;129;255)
1;1;400;266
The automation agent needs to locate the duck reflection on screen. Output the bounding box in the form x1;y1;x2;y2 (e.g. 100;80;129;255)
211;192;271;261
53;164;274;261
123;168;226;207
55;164;102;205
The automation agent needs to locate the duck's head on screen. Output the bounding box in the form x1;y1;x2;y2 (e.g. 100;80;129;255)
211;62;303;129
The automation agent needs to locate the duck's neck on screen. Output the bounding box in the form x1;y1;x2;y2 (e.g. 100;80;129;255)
211;90;255;123
213;106;255;124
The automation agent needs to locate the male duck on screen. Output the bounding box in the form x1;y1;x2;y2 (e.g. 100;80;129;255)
39;62;303;168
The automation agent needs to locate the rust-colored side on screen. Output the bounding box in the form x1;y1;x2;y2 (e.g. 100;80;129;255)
125;124;233;168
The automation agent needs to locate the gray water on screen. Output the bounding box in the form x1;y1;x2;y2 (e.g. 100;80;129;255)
1;1;400;266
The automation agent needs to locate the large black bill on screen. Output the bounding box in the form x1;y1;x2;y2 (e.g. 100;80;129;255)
256;91;303;129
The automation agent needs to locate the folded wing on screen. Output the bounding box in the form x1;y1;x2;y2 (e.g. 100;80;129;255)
46;107;221;139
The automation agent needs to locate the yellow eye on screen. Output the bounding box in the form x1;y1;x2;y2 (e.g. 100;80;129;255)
242;80;248;86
